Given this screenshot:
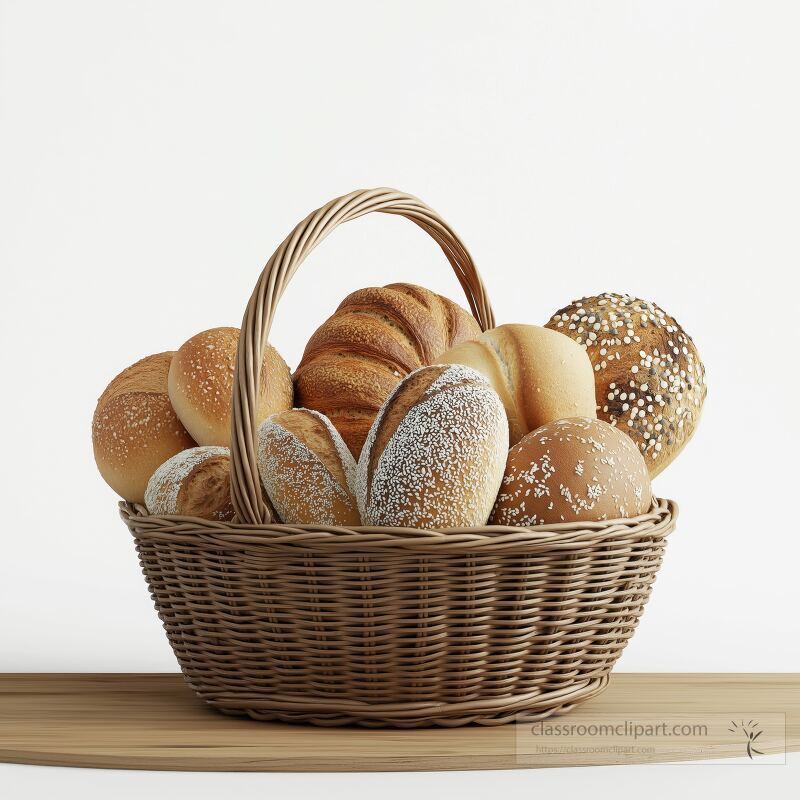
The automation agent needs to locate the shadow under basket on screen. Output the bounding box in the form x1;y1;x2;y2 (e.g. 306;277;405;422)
120;188;677;728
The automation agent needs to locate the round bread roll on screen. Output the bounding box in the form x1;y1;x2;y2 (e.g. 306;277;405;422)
294;283;481;458
257;408;359;526
438;323;597;446
545;293;706;477
92;352;196;504
357;364;508;529
145;446;234;521
168;327;293;447
490;417;652;526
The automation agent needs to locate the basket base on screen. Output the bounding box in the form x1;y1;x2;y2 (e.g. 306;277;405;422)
204;675;610;728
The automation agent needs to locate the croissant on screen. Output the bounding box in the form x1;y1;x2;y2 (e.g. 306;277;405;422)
293;283;481;457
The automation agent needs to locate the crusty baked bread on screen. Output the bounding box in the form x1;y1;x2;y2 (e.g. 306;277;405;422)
257;408;360;526
145;446;234;521
357;364;508;529
490;417;652;526
168;327;293;447
438;324;597;446
545;293;706;477
294;283;482;458
92;352;196;504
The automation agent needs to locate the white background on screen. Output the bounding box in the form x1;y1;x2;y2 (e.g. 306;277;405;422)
1;0;798;795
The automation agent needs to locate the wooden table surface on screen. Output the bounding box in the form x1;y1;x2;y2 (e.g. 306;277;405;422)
1;673;797;771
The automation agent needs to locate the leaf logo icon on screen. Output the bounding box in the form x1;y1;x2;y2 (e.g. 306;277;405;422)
728;720;764;759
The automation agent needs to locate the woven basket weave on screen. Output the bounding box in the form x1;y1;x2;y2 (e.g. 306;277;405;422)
122;188;676;728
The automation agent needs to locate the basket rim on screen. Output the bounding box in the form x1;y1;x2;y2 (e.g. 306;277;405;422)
121;497;676;553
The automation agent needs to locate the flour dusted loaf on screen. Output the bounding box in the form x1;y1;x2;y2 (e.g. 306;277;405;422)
145;445;234;521
294;283;482;458
357;364;507;529
438;323;597;446
257;408;359;526
92;352;196;504
490;417;652;526
168;327;293;447
545;293;706;477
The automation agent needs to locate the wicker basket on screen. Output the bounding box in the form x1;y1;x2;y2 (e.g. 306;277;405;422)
122;188;676;728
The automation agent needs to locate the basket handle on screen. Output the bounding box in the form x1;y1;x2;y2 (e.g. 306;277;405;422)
230;187;496;524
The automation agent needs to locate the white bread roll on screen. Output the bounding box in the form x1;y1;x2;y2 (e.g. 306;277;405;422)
145;446;234;521
490;417;652;526
168;327;293;447
357;364;508;529
257;409;359;526
92;352;196;504
437;324;597;446
545;293;706;477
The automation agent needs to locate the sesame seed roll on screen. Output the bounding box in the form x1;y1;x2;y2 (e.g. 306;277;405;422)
545;293;706;477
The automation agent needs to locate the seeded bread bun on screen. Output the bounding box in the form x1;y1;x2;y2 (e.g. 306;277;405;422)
168;327;293;447
294;283;482;458
357;364;508;529
545;293;706;477
257;408;359;526
490;417;652;526
438;323;597;446
144;446;234;521
92;352;196;504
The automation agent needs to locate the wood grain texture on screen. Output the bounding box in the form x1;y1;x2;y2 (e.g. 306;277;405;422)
0;674;796;772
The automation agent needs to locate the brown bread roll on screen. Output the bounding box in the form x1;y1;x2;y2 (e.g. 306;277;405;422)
357;364;508;529
545;293;706;477
92;352;196;504
490;417;652;526
438;323;597;446
294;283;481;458
145;446;234;521
257;409;359;526
168;327;293;447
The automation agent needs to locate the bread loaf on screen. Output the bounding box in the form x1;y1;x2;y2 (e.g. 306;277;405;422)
438;324;597;446
92;352;196;504
490;417;652;526
357;364;508;529
545;293;706;476
294;283;481;458
145;446;234;521
168;327;293;447
257;408;359;526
